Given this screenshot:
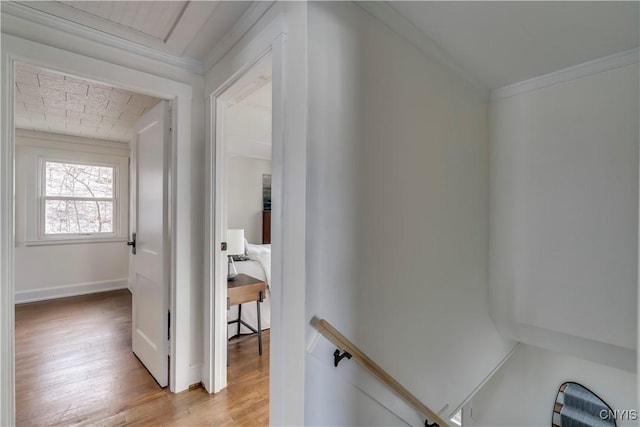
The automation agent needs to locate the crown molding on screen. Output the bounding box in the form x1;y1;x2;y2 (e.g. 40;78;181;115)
492;47;640;100
15;128;131;151
202;1;275;74
1;1;204;75
357;1;490;99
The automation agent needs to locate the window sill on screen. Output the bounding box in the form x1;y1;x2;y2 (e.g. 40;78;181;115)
22;237;128;247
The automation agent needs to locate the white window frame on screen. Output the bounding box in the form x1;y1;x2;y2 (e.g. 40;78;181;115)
22;146;129;246
38;157;120;241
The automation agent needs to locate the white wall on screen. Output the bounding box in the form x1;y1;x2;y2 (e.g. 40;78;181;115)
464;344;637;427
305;3;516;425
225;104;272;160
490;63;639;371
226;156;271;244
14;131;129;302
226;103;272;149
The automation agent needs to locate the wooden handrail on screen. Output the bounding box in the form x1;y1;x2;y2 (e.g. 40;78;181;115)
312;317;449;427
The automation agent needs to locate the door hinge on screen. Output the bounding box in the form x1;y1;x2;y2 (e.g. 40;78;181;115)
168;310;171;355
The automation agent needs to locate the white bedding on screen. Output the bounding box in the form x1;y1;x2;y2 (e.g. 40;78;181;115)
228;243;272;337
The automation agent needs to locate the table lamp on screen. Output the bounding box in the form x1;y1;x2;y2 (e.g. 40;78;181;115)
226;229;245;281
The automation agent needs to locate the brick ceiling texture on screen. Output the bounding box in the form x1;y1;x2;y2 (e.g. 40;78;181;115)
14;63;161;143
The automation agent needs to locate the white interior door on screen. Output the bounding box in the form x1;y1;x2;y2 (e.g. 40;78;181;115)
130;100;170;387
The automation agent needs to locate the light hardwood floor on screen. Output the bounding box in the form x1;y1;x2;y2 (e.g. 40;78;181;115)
15;290;269;426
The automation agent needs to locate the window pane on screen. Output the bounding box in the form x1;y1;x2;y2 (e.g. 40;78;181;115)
45;161;114;198
44;200;113;234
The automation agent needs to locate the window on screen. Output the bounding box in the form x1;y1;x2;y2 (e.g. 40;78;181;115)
18;139;129;245
42;161;116;236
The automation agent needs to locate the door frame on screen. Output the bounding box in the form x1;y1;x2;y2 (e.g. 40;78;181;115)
206;47;275;392
1;35;193;425
203;6;308;423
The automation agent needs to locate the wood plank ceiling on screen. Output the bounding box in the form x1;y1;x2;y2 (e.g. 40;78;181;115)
59;1;188;41
17;1;253;60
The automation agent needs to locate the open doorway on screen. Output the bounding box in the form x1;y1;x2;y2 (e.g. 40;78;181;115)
212;52;273;397
12;62;172;424
0;36;198;425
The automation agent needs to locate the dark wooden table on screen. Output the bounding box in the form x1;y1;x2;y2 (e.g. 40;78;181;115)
227;273;266;357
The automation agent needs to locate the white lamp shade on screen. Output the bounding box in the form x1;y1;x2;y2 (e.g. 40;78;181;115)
226;229;245;256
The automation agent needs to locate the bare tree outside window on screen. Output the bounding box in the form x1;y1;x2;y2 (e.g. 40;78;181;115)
43;161;115;234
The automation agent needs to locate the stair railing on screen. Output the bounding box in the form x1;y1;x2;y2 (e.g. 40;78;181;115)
312;317;449;427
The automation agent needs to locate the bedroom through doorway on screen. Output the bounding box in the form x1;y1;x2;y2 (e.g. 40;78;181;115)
11;61;174;425
214;52;273;408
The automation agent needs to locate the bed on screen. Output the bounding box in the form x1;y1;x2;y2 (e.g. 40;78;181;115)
228;242;272;337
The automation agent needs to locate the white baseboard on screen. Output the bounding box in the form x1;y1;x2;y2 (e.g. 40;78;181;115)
15;278;129;304
187;363;204;390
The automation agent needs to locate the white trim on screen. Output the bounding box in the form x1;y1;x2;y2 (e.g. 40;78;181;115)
16;132;130;160
356;2;490;98
201;2;275;74
268;32;295;425
0;49;16;427
15;278;129;304
16;129;130;151
203;91;213;391
208;46;275;394
185;363;204;390
202;6;286;395
1;34;194;425
22;238;127;247
203;4;308;424
212;92;228;391
1;2;203;75
37;157;125;242
17;146;129;243
11;2;170;52
491;48;640;100
0;34;192;100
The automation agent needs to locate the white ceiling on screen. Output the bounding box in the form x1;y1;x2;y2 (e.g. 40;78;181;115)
60;1;188;40
225;55;272;108
15;63;161;142
223;53;272;160
225;84;272;160
6;2;638;94
19;1;252;59
390;1;640;89
241;83;271;110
